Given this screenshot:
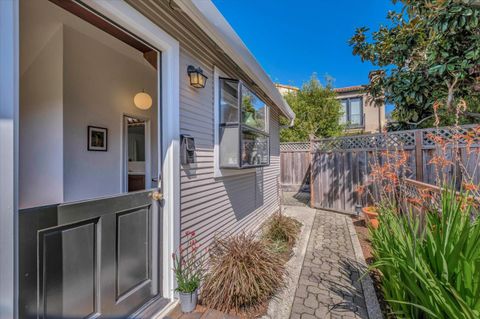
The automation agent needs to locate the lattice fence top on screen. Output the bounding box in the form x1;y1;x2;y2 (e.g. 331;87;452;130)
422;125;480;147
310;125;479;152
312;131;415;151
280;142;310;152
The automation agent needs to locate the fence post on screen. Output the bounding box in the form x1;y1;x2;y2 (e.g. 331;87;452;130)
414;130;424;182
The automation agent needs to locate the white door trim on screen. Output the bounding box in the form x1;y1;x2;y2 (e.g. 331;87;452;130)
0;0;19;319
0;1;19;318
121;114;152;193
80;0;181;301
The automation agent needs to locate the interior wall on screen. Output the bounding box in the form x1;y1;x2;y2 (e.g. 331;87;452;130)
63;26;157;202
20;0;158;208
19;2;64;208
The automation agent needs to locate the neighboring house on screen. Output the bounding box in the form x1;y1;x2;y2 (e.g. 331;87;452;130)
275;83;299;96
275;83;385;134
335;86;386;134
0;1;294;318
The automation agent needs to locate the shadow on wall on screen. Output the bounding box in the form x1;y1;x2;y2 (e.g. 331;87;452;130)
180;157;265;223
223;169;264;222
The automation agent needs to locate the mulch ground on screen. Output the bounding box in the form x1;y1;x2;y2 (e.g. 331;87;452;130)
350;215;392;318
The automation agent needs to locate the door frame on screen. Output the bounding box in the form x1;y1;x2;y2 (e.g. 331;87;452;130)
122;114;152;193
0;1;19;318
0;0;181;317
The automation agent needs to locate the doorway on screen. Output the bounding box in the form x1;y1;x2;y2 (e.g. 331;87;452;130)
124;115;152;192
18;0;165;317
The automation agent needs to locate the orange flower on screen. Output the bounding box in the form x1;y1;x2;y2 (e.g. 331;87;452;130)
356;185;366;195
463;182;478;192
407;197;422;206
428;155;452;168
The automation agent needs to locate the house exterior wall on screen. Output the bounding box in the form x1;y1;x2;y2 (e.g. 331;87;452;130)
336;91;386;134
126;1;282;246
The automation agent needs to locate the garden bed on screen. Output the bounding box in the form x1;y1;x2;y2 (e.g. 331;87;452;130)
198;210;304;318
351;215;390;317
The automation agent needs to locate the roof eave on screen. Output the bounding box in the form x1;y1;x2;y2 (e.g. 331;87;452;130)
174;0;295;121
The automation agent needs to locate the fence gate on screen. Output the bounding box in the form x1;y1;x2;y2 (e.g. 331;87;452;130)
280;142;311;192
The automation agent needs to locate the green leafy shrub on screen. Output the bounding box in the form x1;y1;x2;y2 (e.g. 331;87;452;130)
262;212;302;253
201;233;286;313
371;191;480;318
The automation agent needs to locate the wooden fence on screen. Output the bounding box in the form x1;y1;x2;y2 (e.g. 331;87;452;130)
280;125;480;213
279;142;310;192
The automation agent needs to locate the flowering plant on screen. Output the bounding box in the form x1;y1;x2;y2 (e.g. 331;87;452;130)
172;230;204;293
366;99;480;318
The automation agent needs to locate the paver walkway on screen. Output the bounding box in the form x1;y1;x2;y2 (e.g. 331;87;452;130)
290;210;369;319
165;205;380;319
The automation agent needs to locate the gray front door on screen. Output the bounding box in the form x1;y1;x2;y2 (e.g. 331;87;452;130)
19;190;163;318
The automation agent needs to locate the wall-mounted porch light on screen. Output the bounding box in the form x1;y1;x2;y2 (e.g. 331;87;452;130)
134;91;152;110
187;65;208;88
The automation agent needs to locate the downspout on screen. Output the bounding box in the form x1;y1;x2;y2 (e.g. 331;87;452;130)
279;117;295;129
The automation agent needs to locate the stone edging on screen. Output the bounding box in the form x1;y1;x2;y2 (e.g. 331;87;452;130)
346;218;384;319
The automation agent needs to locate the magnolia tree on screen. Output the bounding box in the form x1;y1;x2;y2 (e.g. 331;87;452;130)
350;0;480;130
280;75;343;142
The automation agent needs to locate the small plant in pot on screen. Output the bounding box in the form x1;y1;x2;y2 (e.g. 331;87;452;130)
172;230;204;313
362;205;379;229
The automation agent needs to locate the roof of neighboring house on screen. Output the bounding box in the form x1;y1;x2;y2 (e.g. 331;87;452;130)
334;85;365;93
176;0;295;122
275;83;299;91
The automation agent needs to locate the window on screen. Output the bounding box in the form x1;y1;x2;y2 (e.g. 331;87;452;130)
219;78;270;169
340;97;363;127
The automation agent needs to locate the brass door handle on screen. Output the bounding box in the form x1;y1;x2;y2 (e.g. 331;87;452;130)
149;191;163;201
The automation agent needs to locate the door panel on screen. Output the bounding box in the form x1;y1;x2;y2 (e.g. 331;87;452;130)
116;208;150;298
40;220;98;319
19;190;162;319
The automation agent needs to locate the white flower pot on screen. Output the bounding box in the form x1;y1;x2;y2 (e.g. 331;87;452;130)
179;289;198;313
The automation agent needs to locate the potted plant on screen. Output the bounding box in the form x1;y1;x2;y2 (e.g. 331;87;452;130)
362;206;379;229
172;230;204;313
356;185;380;229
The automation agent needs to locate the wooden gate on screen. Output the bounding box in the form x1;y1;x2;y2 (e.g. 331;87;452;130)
280;142;310;192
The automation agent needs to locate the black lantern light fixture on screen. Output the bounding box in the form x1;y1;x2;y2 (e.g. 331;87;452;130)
187;65;208;89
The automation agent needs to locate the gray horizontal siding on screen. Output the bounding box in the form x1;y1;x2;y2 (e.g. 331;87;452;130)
125;1;281;249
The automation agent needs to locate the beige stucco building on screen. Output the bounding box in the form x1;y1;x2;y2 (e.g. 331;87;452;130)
275;83;299;96
276;83;385;134
334;86;386;134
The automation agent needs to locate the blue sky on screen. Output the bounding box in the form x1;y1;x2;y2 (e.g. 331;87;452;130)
212;0;398;91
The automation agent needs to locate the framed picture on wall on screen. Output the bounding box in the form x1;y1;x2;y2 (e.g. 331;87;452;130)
88;126;108;151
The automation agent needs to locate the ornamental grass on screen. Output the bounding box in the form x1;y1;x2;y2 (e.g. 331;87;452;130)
200;233;286;313
371;190;480;318
262;212;302;254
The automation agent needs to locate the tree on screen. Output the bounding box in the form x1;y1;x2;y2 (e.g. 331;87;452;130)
349;0;480;130
280;75;343;142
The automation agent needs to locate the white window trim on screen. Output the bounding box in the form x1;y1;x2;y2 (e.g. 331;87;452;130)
213;66;256;178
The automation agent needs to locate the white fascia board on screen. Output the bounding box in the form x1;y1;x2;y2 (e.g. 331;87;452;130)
176;0;295;122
